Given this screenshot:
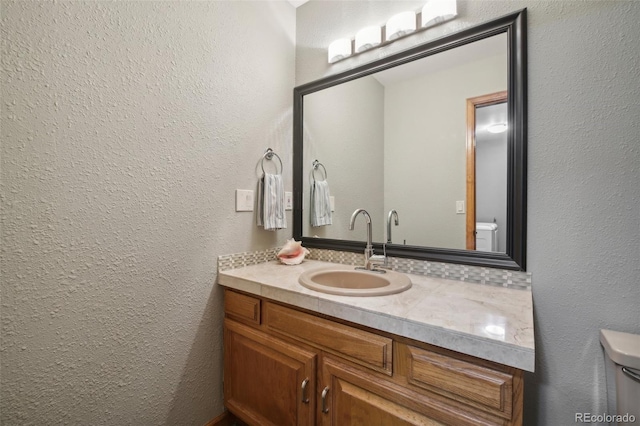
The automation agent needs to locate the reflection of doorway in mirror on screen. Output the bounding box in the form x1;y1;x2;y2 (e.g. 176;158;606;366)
466;92;508;252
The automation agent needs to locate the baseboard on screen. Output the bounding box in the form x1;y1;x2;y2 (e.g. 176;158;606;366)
204;410;236;426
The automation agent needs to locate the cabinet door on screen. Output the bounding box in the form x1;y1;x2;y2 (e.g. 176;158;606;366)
224;319;316;426
318;356;446;426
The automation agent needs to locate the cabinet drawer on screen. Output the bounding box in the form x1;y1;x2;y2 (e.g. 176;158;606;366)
224;290;261;326
403;344;515;419
264;302;392;375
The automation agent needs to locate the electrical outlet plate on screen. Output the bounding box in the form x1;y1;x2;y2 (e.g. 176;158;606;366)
285;192;293;211
236;189;254;212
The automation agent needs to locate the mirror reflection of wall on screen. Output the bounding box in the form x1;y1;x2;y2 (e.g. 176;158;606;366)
303;77;385;243
384;35;507;249
302;33;507;250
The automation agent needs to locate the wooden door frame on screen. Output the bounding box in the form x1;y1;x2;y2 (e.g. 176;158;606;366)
465;91;508;250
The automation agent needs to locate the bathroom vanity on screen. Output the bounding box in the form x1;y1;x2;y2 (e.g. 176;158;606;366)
219;8;531;425
218;259;534;426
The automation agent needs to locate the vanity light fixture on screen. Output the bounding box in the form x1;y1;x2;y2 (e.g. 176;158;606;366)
421;0;458;28
326;1;459;63
328;38;352;64
487;123;508;134
386;11;417;41
355;26;382;53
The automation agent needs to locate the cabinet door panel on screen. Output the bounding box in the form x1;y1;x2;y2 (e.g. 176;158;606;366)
224;319;316;426
331;379;445;426
320;356;501;426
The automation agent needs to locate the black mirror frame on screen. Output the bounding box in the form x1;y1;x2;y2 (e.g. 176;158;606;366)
293;9;527;271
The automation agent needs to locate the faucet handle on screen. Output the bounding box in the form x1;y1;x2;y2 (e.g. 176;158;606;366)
368;254;387;266
368;254;391;271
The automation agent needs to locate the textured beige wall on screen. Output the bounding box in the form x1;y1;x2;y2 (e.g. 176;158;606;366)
296;1;640;424
302;76;385;242
1;1;295;424
384;51;506;249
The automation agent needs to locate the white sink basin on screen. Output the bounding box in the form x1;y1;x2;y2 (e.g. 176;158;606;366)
298;266;412;296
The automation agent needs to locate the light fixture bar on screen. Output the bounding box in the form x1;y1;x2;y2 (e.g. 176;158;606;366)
326;1;458;64
421;0;458;28
355;26;381;53
386;11;416;42
328;38;352;64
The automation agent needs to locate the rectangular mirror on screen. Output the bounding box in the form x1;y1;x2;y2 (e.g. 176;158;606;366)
293;10;527;271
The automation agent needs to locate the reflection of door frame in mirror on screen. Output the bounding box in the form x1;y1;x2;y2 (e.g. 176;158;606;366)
293;9;527;271
465;91;508;250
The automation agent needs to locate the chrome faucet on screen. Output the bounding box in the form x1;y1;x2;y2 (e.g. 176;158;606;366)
387;209;399;244
349;209;385;272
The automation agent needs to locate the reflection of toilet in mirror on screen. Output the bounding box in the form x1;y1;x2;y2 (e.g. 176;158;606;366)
476;222;498;252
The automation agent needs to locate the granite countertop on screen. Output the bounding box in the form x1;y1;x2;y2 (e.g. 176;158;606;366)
218;259;535;372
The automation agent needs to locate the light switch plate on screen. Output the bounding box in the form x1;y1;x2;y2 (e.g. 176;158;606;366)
330;196;335;212
285;192;293;211
456;200;465;214
236;189;254;212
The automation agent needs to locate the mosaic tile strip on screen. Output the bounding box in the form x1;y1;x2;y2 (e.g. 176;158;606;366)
218;247;532;290
304;249;363;266
307;248;532;290
218;248;280;272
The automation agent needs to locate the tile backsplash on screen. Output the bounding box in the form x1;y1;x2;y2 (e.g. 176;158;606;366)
218;248;280;271
218;247;532;290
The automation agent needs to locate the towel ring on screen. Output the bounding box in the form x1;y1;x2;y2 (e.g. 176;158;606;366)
261;148;283;175
311;160;327;182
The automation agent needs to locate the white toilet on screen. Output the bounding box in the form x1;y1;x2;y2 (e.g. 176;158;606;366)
476;222;498;252
600;329;640;425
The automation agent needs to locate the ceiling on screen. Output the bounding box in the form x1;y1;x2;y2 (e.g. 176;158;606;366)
287;0;309;7
477;102;508;142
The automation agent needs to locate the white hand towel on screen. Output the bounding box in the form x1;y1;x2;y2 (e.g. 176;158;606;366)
261;173;287;231
310;179;332;227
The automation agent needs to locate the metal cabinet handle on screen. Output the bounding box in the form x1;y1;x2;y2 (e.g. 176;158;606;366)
321;386;330;414
623;367;640;383
301;378;310;403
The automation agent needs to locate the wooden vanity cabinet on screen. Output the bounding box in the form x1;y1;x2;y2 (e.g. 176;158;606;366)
223;319;316;426
223;290;523;426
